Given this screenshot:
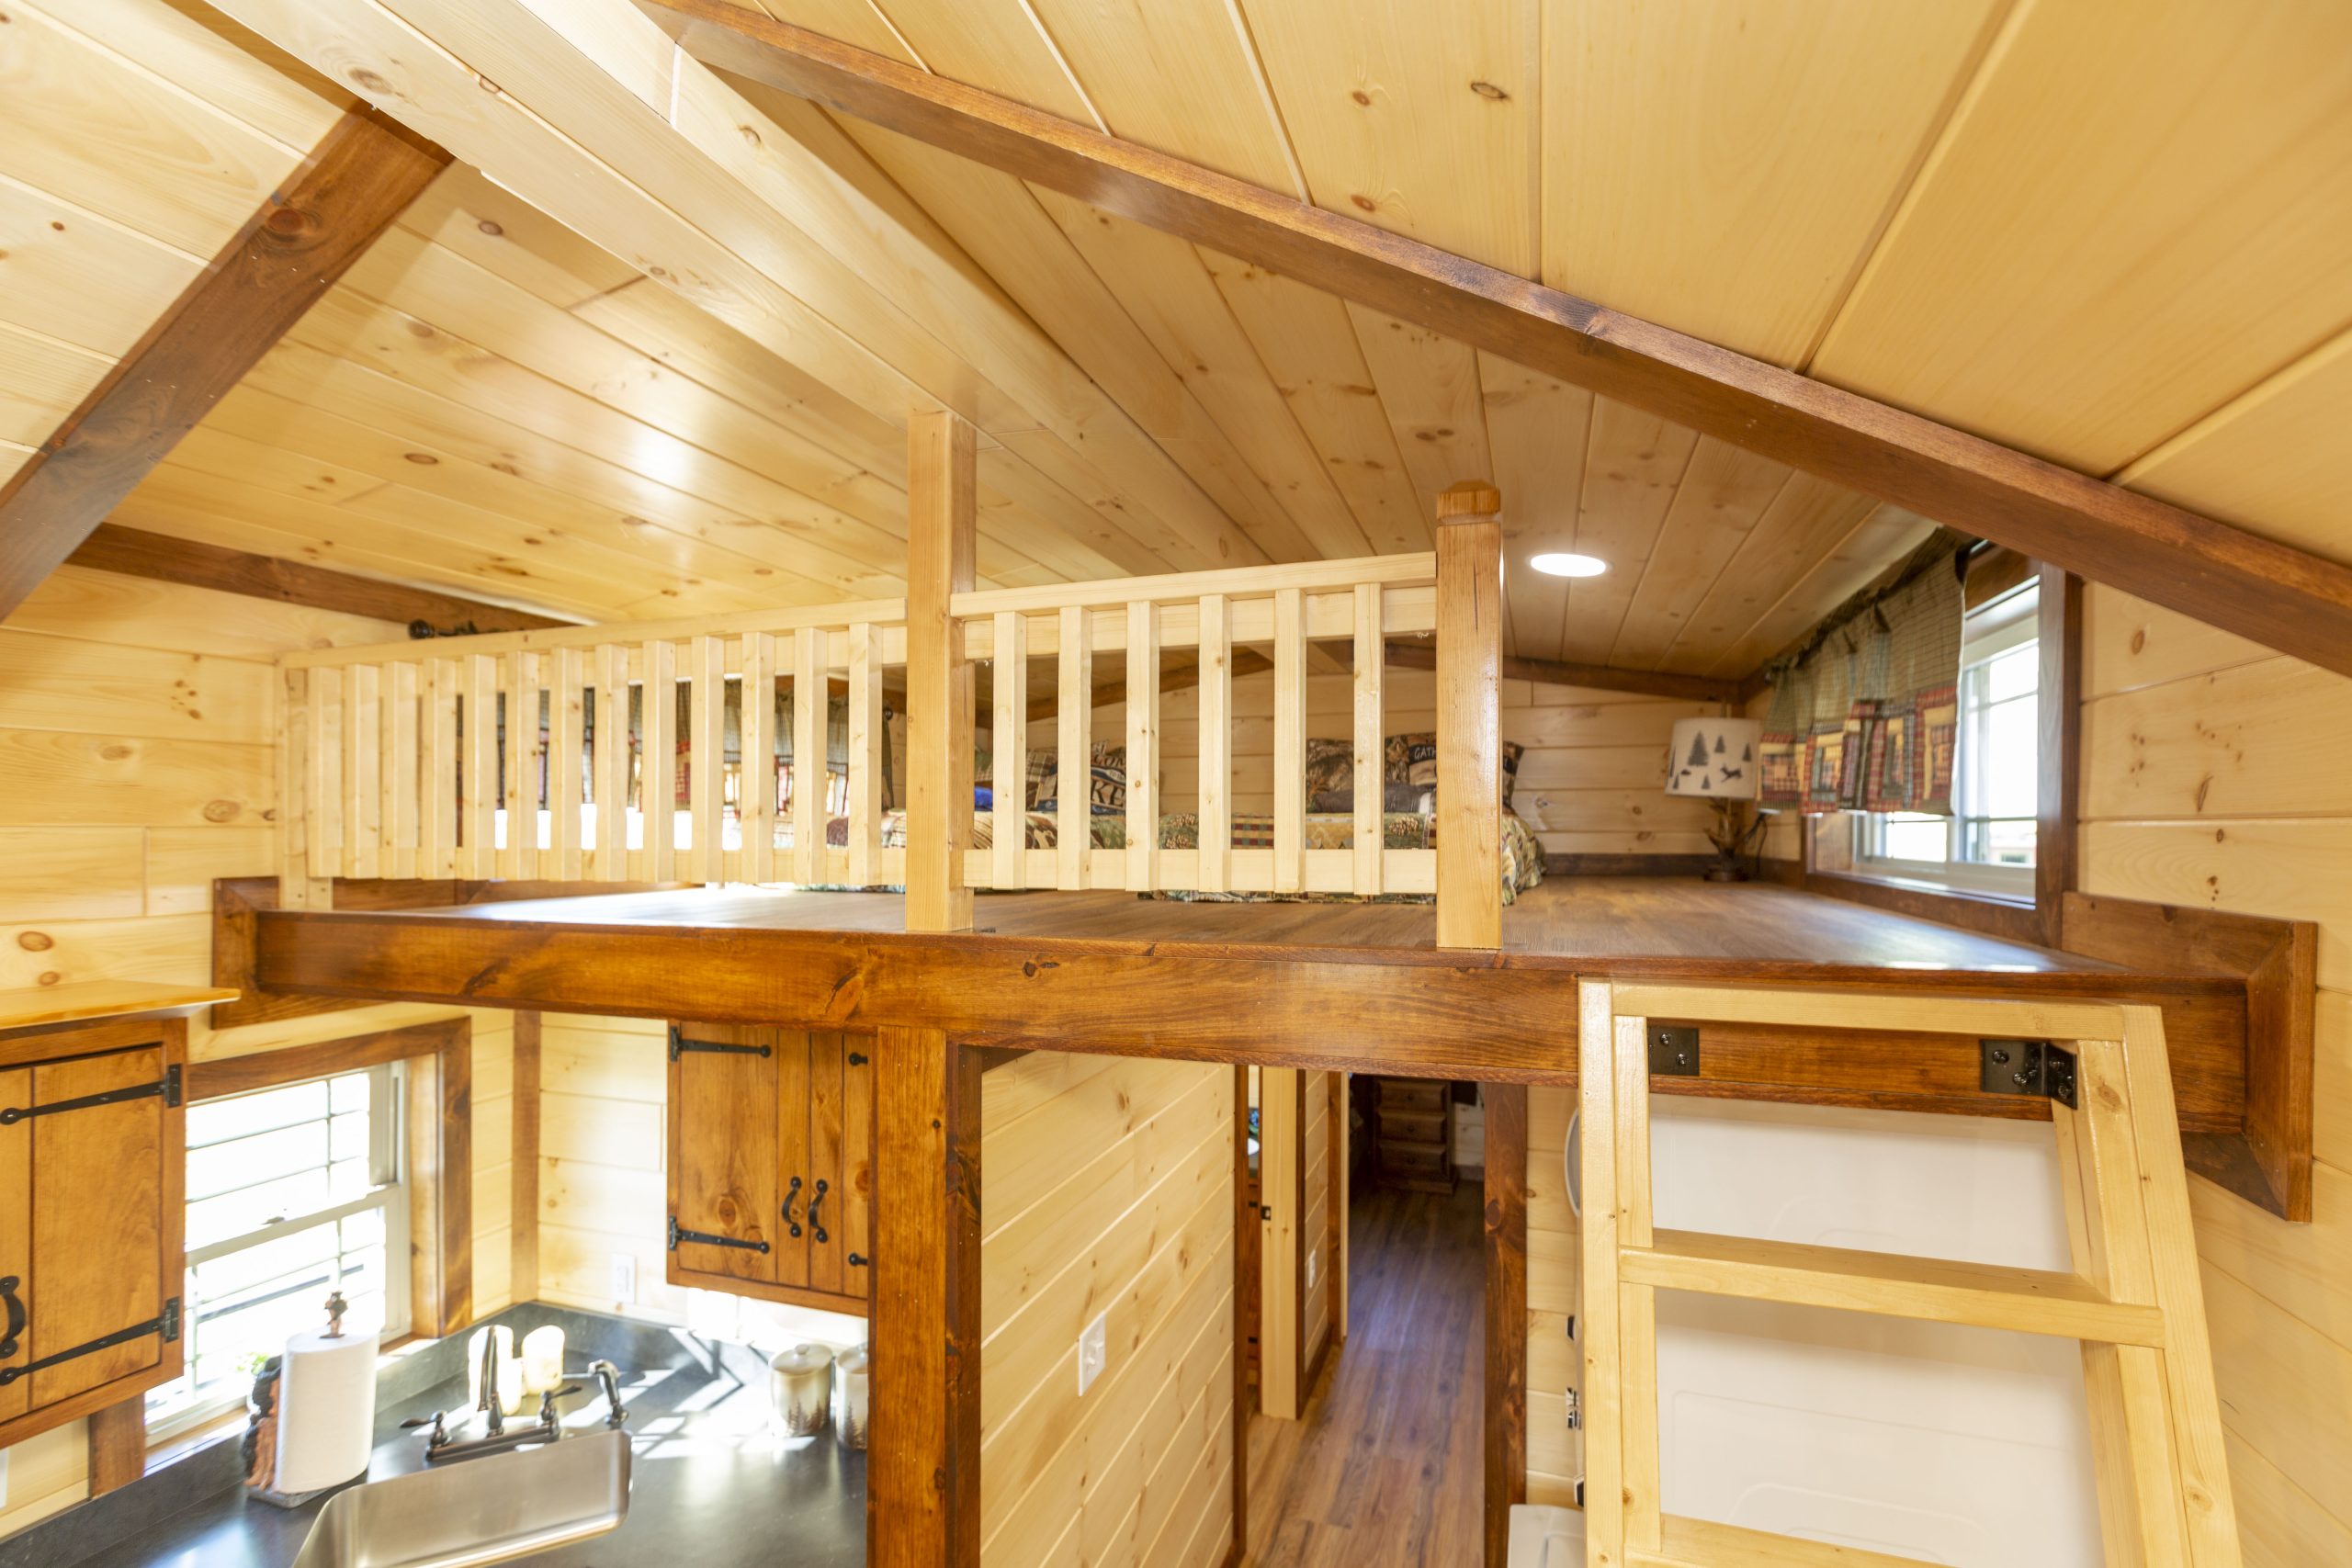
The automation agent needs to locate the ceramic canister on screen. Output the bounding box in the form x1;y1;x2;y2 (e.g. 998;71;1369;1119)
832;1345;869;1450
770;1343;833;1438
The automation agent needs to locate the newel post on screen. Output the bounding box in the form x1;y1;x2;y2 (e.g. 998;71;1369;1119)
906;409;976;932
1435;479;1503;950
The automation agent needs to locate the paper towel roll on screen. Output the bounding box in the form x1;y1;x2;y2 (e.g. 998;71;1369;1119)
273;1328;379;1495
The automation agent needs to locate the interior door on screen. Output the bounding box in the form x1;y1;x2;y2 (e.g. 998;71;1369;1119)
669;1024;780;1286
28;1048;165;1408
840;1042;872;1301
0;1066;28;1424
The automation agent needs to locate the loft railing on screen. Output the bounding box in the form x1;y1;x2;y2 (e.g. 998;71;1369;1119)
954;553;1438;898
272;478;1506;946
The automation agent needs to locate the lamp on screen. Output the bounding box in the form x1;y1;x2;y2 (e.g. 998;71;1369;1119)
1665;716;1766;882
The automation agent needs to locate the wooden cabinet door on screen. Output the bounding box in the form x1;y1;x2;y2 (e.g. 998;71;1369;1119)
667;1024;780;1286
840;1042;872;1302
0;1066;28;1426
28;1048;166;1408
805;1033;850;1296
773;1032;811;1291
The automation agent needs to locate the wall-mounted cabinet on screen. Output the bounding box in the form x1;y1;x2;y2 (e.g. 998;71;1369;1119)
0;1016;187;1448
664;1023;872;1314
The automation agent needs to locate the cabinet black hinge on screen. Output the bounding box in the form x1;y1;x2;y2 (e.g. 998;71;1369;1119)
1980;1040;2077;1109
0;1298;180;1388
668;1024;771;1062
0;1075;173;1125
165;1065;183;1109
667;1214;769;1256
162;1296;182;1343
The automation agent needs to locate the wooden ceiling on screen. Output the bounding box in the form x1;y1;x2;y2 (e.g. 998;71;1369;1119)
7;0;2350;679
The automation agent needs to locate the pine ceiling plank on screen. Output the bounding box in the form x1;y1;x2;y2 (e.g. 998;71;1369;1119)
0;3;310;258
1608;440;1794;670
1238;0;1537;276
0;182;203;361
1656;473;1880;677
1544;0;2001;368
1345;307;1496;523
768;96;1321;563
397;164;643;311
53;0;354;152
1033;190;1372;561
1479;352;1589;668
2116;325;2352;572
1201;252;1430;555
1813;0;2352;472
1559;400;1699;665
975;446;1174;583
0;321;110;448
851;0;1094;123
1708;503;1939;679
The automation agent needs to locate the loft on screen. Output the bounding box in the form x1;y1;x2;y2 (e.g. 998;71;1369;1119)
0;3;2345;1568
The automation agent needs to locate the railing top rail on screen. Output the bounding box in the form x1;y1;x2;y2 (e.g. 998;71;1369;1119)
280;597;911;671
949;551;1435;618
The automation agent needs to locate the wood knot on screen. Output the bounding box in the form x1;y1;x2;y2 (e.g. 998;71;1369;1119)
38;972;60;987
1350;90;1371;106
478;219;503;237
403;451;439;465
1469;80;1509;100
2129;628;2147;653
348;66;392;93
17;931;53;952
264;205;321;240
1350;193;1377;211
203;799;243;823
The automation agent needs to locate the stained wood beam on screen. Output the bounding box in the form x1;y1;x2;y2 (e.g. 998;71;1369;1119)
0;110;449;620
1381;641;1735;705
646;0;2352;680
68;525;574;635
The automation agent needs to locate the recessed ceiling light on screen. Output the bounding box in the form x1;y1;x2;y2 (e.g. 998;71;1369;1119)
1530;552;1607;579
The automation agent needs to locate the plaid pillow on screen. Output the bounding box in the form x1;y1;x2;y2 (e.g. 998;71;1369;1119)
1304;738;1353;799
1384;731;1439;788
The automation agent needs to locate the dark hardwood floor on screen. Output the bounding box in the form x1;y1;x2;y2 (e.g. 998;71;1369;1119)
1246;1180;1487;1566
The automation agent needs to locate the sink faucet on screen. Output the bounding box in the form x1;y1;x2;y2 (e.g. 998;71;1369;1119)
587;1360;628;1428
477;1330;507;1438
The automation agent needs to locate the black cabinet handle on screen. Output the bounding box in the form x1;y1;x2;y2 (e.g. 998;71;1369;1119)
783;1176;803;1239
847;1253;867;1269
0;1275;23;1360
807;1179;829;1245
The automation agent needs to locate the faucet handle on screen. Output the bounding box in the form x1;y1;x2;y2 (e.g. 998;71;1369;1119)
400;1411;449;1448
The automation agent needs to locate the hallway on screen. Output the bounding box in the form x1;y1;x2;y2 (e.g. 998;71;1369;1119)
1245;1180;1487;1566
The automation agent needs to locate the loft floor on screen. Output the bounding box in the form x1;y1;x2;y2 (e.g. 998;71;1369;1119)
345;877;2109;973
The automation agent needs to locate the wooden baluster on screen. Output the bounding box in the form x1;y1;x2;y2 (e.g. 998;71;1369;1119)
1196;594;1231;896
688;635;725;884
992;610;1027;891
308;666;342;888
741;631;776;884
592;645;628;882
1125;599;1159;891
643;639;677;882
386;661;420;880
905;408;976;931
503;650;541;880
422;659;459;878
1056;605;1091;891
345;663;380;879
1436;480;1504;949
847;623;882;888
461;655;496;879
550;646;585;881
1272;589;1306;895
1353;582;1384;897
278;669;326;908
791;626;823;886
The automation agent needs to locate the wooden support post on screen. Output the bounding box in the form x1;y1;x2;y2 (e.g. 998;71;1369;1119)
511;1011;541;1305
871;1025;980;1568
405;1021;473;1339
907;411;977;932
1483;1083;1528;1568
1436;480;1504;950
85;1399;145;1497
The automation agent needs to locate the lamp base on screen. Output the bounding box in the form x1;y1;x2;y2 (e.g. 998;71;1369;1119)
1701;858;1750;884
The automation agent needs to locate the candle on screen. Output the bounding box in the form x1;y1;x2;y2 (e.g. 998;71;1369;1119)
520;1325;567;1396
769;1344;832;1438
833;1346;868;1450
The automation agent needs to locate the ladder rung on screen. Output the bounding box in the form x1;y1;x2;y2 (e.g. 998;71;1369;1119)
1620;1229;2166;1348
1634;1514;1946;1566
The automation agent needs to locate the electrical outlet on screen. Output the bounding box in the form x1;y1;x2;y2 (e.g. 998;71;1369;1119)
1077;1313;1108;1395
1306;1247;1318;1290
609;1252;637;1304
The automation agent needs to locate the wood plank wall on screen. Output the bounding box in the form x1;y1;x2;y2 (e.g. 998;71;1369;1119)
1523;1087;1579;1508
1300;1074;1334;1382
978;1051;1236;1568
1022;669;1713;863
2076;587;2352;1564
0;567;512;1538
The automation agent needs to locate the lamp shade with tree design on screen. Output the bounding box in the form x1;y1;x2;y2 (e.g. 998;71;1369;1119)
1665;717;1762;801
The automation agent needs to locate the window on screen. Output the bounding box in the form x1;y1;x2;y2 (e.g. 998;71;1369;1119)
1853;581;2040;897
145;1066;410;1437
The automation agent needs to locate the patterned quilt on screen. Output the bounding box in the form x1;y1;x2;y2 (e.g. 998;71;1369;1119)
799;809;1545;904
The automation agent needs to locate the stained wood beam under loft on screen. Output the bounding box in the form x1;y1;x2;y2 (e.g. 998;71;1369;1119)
67;524;575;635
644;0;2352;682
0;109;450;621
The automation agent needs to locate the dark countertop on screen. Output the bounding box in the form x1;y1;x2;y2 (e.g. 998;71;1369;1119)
23;1306;864;1568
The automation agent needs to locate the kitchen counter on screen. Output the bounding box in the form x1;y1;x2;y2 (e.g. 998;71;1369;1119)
19;1306;864;1568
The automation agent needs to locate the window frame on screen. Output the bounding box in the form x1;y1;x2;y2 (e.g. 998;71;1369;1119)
145;1061;413;1441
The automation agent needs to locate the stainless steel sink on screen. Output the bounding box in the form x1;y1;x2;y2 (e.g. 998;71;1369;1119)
290;1427;632;1568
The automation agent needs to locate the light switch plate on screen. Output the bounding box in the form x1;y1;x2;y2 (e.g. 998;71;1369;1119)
1077;1313;1108;1395
610;1253;637;1305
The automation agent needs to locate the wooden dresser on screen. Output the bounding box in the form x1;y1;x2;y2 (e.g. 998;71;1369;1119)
1370;1076;1455;1193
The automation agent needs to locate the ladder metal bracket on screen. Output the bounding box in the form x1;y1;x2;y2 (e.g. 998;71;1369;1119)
1980;1040;2077;1109
1647;1025;1701;1077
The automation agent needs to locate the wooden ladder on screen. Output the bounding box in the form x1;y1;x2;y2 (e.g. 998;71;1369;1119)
1573;979;2242;1568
